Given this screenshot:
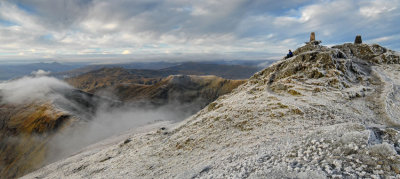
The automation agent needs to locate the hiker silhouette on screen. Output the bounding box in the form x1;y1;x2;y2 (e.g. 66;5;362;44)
285;50;293;59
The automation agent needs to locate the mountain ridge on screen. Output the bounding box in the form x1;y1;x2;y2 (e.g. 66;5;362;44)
23;41;400;178
65;66;248;106
65;62;261;93
56;61;267;80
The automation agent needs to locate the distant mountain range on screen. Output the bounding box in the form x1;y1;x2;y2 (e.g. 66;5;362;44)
161;62;263;79
56;61;272;79
53;61;178;79
0;62;84;80
0;60;275;81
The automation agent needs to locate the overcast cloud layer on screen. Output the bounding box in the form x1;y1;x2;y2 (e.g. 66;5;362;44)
0;0;399;62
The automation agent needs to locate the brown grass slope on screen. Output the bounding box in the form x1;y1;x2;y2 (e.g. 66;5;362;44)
66;67;248;106
113;75;246;105
65;62;260;94
65;67;172;93
0;89;101;178
0;102;74;178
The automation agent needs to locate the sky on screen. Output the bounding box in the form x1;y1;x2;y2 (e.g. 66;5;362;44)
0;0;399;63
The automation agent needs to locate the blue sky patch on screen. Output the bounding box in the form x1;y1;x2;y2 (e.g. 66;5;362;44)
16;2;36;14
39;34;54;41
0;19;18;26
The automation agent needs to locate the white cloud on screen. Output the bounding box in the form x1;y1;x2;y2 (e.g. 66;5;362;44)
0;0;399;62
122;50;131;55
359;0;398;18
0;76;72;104
368;34;400;44
370;36;391;43
31;69;51;76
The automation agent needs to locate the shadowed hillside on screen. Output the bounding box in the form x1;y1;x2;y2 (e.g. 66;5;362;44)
55;61;268;80
0;102;75;178
0;78;103;178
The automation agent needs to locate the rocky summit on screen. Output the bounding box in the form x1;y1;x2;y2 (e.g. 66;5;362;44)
23;41;400;178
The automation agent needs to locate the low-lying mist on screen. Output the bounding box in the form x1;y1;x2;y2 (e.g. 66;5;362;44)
46;101;202;163
0;75;72;105
0;72;205;168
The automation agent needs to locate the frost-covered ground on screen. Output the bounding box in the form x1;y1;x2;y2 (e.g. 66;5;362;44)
23;43;400;179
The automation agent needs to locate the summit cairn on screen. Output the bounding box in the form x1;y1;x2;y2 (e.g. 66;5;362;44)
310;32;315;42
354;35;362;44
307;32;321;45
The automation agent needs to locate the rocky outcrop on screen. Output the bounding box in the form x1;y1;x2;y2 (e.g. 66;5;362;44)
23;41;400;178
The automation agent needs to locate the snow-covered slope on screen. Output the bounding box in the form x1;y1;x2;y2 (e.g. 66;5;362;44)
23;42;400;178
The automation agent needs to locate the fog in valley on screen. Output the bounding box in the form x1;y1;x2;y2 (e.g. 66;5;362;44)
0;72;202;165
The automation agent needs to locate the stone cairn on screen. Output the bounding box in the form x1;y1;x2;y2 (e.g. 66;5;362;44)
354;35;362;44
308;32;321;45
310;32;315;42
